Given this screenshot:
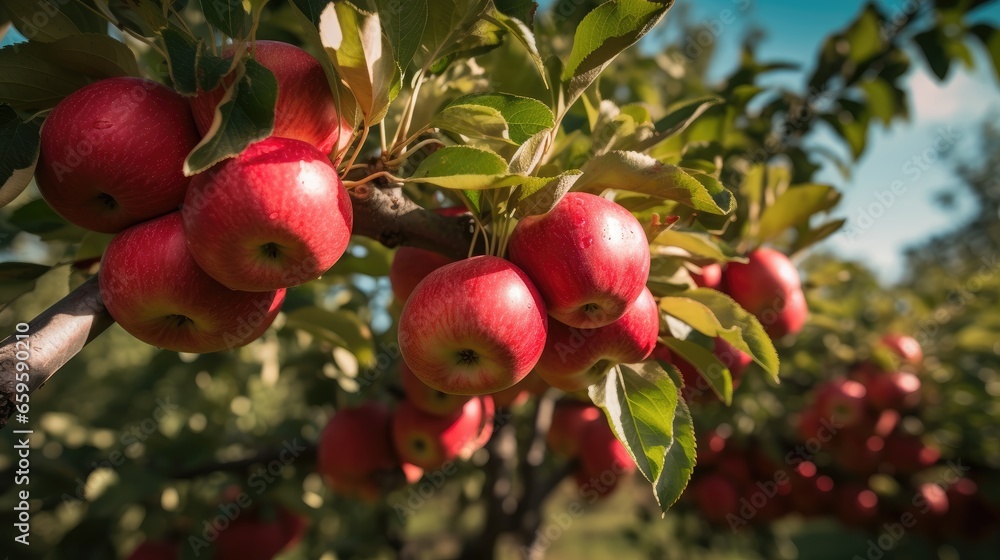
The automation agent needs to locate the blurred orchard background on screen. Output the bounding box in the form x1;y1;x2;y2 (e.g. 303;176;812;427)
1;0;1000;559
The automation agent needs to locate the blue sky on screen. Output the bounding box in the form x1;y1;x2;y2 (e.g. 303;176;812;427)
643;0;1000;282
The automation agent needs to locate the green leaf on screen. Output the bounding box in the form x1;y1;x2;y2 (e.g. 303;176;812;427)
791;218;847;255
319;1;400;125
514;171;581;217
35;33;140;79
99;0;170;36
483;12;547;87
494;0;537;26
562;0;671;106
507;129;549;175
575;151;729;214
970;24;1000;82
290;0;327;25
375;0;428;71
432;104;511;143
0;105;40;208
408;145;508;189
757;184;841;242
0;41;100;111
418;0;493;69
859;78;896;126
843;5;884;64
659;384;696;512
200;0;249;39
183;59;277;176
652;230;733;262
671;289;780;382
162;28;231;96
284;307;376;367
661;337;732;405
590;361;690;513
914;28;951;80
7;198;69;234
651;96;721;138
0;0;104;42
0;261;50;282
438;93;554;144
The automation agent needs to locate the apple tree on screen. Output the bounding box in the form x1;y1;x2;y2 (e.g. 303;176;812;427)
0;0;998;558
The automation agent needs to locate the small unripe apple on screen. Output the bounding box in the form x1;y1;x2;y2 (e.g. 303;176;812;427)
317;402;399;498
399;256;547;395
400;361;470;417
99;213;280;353
182;137;353;292
36;77;201;233
392;396;495;470
509;192;650;328
546;401;602;457
723;248;807;338
535;288;658;392
190;40;353;155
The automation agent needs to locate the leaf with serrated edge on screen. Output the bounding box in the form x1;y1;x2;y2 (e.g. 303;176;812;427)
515;171;581;217
432;104;512;143
441;93;553;144
183;59;276;176
653;230;735;261
590;361;686;513
508;129;549;175
375;0;428;71
663;289;780;382
576;151;727;214
483;12;547;87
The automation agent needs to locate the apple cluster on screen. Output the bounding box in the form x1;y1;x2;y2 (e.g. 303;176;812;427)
686;334;999;541
695;247;809;339
34;41;353;353
391;192;658;399
126;501;307;560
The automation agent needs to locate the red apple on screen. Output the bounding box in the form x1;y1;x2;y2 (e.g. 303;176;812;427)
390;248;454;303
943;478;998;540
914;483;949;517
534;288;658;392
576;420;635;498
392;396;495;470
546;401;603;457
389;207;469;303
691;263;722;289
317;402;399;498
234;288;286;347
696;430;730;466
880;334;923;365
127;540;179;560
723;248;807;338
883;433;940;474
693;473;741;524
814;379;868;428
835;484;879;527
99;213;279;353
182;137;353;292
796;408;823;442
864;371;921;410
400;361;470;417
834;433;883;476
189;40;353;155
508;192;650;328
398;256;547;395
36;77;200;233
213;506;305;560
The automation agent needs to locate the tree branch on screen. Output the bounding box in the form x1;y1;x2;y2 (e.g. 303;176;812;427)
0;185;477;429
